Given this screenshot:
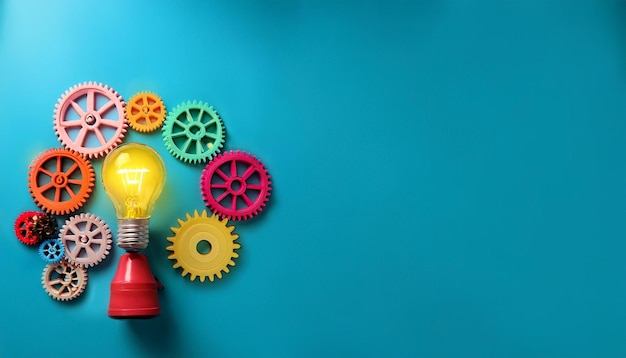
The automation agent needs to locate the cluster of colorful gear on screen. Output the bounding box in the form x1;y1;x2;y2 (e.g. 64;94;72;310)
162;99;272;282
166;210;240;282
16;81;137;301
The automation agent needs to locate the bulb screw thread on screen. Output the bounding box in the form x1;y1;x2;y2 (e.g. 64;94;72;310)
117;218;150;251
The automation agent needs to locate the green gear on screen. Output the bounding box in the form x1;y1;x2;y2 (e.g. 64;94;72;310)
162;100;225;164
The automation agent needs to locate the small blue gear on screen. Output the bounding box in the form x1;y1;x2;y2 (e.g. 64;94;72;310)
38;239;65;264
162;100;225;164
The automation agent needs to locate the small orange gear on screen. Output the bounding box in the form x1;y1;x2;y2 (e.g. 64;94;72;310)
125;92;166;132
28;148;95;215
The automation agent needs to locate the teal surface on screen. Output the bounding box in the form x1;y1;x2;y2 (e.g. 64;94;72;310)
1;0;626;357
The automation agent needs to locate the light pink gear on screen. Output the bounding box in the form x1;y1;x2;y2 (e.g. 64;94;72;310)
200;150;272;221
59;213;113;268
53;81;127;158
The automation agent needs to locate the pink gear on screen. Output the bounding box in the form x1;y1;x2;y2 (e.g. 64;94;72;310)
200;150;272;221
53;81;127;158
59;213;113;268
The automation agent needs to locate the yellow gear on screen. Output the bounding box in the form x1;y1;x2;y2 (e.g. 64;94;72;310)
166;210;240;282
125;91;166;132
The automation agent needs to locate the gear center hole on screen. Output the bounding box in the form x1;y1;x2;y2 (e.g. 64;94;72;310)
188;123;205;138
196;240;212;255
228;178;246;195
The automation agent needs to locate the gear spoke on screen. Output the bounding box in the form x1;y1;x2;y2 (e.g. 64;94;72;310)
210;183;228;189
100;118;121;128
93;128;107;145
87;90;95;111
246;184;264;190
181;137;192;152
64;185;76;198
231;195;238;210
75;126;89;146
70;245;81;257
196;140;204;155
216;191;229;203
216;169;230;181
54;187;62;202
65;162;79;176
174;119;186;129
204;118;218;127
171;131;186;138
241;193;253;206
196;108;204;122
38;167;54;178
38;182;55;193
230;160;238;177
98;100;115;115
70;101;85;117
60;119;83;128
241;165;257;180
185;109;194;123
204;132;218;140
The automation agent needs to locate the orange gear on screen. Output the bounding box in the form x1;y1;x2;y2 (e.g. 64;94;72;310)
125;92;166;132
28;148;95;215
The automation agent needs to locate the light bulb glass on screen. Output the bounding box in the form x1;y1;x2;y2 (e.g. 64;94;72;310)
101;143;166;250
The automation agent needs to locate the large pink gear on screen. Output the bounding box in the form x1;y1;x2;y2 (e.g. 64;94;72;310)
200;150;272;221
59;213;113;268
53;81;127;158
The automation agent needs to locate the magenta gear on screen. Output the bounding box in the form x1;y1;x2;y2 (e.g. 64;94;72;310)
53;81;127;158
59;213;113;268
200;150;272;221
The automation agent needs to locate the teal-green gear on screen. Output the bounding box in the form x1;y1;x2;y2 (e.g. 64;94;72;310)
162;100;225;164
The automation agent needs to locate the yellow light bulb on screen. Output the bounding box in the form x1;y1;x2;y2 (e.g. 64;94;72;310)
101;143;166;251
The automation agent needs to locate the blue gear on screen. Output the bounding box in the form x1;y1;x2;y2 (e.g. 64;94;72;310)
38;239;65;264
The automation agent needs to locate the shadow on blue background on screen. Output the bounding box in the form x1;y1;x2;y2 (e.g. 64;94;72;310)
1;0;626;357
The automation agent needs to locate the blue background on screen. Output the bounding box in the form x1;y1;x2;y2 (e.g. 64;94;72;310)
1;0;625;357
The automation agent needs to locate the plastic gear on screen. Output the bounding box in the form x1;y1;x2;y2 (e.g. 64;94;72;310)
28;148;95;215
14;211;46;245
200;150;272;221
60;213;112;268
166;210;240;282
126;91;166;132
42;260;87;301
31;212;58;241
39;239;65;264
162;100;225;164
53;81;127;158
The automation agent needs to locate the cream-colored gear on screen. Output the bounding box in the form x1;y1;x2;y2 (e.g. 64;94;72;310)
166;210;240;282
41;260;88;301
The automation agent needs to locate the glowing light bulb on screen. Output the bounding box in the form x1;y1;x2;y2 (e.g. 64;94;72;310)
101;142;166;250
102;142;166;319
